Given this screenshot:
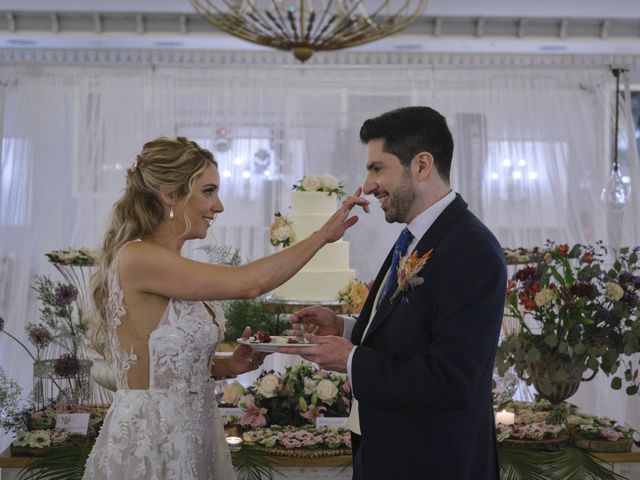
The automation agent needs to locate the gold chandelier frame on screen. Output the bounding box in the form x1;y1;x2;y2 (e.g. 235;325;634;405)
191;0;429;62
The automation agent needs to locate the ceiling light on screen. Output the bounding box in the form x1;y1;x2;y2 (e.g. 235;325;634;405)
191;0;429;62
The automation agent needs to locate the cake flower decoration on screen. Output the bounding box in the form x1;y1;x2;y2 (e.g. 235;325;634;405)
292;174;346;198
389;249;433;303
269;212;296;247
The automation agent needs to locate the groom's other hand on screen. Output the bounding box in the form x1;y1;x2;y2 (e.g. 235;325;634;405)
278;334;352;373
290;306;343;336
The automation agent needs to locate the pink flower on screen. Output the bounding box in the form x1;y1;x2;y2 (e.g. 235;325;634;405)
240;402;267;427
600;427;624;442
301;404;326;423
341;379;351;394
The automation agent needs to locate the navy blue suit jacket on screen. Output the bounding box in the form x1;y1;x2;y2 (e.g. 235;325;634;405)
350;194;506;480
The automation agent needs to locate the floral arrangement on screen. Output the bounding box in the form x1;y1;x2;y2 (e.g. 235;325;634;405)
566;412;634;442
11;429;85;449
337;279;370;313
8;403;108;453
390;249;433;303
495;242;640;401
45;248;98;266
269;212;296;248
495;401;567;442
242;425;351;450
32;275;86;358
292;174;346;198
221;364;350;427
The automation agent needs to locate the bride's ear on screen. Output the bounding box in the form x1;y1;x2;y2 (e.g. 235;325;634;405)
159;186;176;209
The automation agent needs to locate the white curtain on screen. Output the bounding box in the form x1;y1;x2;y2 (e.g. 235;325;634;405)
1;52;639;451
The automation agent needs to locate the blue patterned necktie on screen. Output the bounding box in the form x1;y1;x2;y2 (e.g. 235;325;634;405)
377;227;414;307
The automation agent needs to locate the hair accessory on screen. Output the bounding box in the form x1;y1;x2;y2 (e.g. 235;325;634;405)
169;207;174;220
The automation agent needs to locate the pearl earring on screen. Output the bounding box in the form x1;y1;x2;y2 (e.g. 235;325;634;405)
169;207;174;220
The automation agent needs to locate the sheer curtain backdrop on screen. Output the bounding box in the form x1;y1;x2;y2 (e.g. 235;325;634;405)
0;53;638;451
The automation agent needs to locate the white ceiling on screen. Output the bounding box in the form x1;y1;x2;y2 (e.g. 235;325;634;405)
1;0;640;55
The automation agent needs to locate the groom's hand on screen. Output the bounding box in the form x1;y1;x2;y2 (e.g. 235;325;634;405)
277;334;352;373
291;306;343;336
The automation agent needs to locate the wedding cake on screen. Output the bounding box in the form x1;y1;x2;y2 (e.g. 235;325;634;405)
270;175;355;302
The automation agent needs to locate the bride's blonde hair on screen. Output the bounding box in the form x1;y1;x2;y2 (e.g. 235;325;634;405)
89;136;217;357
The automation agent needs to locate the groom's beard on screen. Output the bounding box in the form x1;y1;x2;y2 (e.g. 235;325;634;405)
383;169;416;224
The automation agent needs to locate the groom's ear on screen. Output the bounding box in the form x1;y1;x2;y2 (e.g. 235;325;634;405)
413;151;434;180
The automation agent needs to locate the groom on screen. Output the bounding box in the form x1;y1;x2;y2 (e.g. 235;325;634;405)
279;106;506;479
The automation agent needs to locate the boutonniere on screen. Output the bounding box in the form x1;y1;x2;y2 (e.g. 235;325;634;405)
389;249;434;303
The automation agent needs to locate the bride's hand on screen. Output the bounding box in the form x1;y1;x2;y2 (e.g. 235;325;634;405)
318;188;369;243
231;327;268;374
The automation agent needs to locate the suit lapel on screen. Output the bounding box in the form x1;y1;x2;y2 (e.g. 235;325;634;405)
360;194;469;343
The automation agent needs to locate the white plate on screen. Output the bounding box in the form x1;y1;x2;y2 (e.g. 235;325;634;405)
237;336;314;352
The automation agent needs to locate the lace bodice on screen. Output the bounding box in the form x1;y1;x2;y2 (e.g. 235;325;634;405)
105;242;224;391
84;242;236;479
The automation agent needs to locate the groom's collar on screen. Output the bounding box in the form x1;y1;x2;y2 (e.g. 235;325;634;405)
405;189;456;252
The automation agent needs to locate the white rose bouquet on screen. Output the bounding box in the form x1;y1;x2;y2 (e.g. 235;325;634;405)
234;364;351;427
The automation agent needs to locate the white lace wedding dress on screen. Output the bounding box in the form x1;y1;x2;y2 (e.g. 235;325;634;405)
83;244;236;480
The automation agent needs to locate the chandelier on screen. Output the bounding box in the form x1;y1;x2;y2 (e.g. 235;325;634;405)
191;0;429;62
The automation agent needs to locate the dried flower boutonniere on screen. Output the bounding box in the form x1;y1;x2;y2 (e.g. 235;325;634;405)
389;249;434;303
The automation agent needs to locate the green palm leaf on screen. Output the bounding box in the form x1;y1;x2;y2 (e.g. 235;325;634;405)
499;446;552;480
232;442;279;480
499;446;629;480
540;447;628;480
17;442;92;480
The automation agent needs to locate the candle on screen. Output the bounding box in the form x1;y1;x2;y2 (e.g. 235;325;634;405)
496;409;515;425
226;436;243;451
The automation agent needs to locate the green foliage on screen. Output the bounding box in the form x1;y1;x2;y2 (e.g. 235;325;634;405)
199;244;243;266
17;443;92;480
223;298;288;341
0;367;31;433
231;442;278;480
498;446;628;480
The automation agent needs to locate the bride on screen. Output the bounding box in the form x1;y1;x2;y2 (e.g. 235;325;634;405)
82;136;368;479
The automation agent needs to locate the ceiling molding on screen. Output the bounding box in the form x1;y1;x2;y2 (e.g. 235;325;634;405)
0;48;638;69
0;11;639;55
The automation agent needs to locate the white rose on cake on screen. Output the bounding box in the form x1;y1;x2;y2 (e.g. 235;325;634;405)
315;379;339;403
319;173;339;190
301;174;322;191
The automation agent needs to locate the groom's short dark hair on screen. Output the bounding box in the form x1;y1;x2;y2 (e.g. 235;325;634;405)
359;106;454;183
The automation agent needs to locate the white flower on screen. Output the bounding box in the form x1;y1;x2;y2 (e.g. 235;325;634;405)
301;175;321;191
534;288;555;308
604;282;624;301
222;381;245;405
319;174;339;190
315;379;339;402
304;378;318;395
257;373;280;398
273;224;295;243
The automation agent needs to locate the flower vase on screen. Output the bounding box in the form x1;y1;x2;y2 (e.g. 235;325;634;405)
33;358;93;408
530;357;586;404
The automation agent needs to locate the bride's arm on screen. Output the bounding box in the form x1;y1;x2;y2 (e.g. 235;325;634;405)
120;191;368;302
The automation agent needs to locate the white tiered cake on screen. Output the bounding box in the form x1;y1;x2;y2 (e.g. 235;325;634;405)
273;190;355;302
